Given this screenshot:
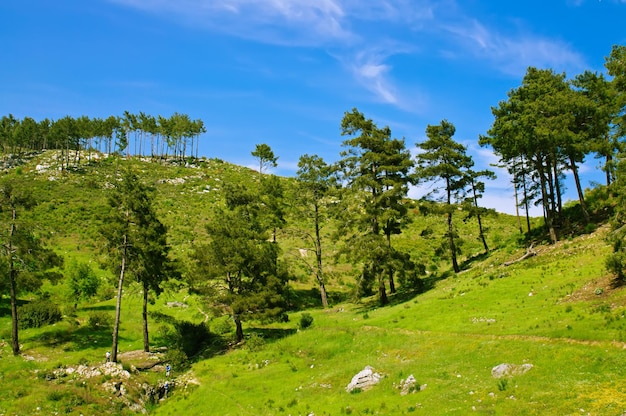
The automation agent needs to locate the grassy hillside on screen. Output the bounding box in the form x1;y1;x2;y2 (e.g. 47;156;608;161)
152;225;626;416
1;151;623;415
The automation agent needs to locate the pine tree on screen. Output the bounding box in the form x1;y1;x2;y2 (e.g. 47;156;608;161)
415;120;472;273
0;178;61;355
337;108;414;304
101;168;172;359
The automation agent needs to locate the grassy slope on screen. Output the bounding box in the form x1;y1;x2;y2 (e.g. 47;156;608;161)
154;225;626;416
0;152;624;415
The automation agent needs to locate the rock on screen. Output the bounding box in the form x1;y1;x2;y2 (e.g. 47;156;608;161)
398;374;418;395
491;363;533;378
346;366;382;392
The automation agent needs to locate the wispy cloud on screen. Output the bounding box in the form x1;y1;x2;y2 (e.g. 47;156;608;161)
107;0;353;46
105;0;586;112
348;49;398;104
442;19;586;76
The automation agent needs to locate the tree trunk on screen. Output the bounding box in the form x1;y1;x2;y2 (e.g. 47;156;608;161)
9;209;19;356
520;160;532;233
8;208;20;355
142;282;150;353
537;164;558;244
234;314;244;343
111;232;127;363
513;162;523;234
477;212;489;253
386;233;396;294
378;276;388;306
315;222;329;308
448;211;460;272
471;179;489;253
570;156;590;224
388;267;396;294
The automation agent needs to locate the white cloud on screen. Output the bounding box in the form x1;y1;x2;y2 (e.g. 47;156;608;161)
107;0;353;46
350;52;397;104
442;19;586;76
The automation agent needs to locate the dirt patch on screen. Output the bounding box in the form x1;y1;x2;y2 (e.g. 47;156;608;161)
117;349;165;370
564;273;626;304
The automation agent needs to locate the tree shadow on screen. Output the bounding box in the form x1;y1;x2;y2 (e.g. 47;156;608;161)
0;297;28;318
610;276;626;289
287;288;351;311
81;305;116;312
351;271;450;313
459;251;490;271
24;323;123;353
247;327;297;343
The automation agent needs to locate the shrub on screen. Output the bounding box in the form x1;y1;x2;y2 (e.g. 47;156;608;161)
212;317;233;335
174;320;213;358
246;333;266;352
19;299;62;329
164;347;189;372
88;311;113;330
299;313;314;330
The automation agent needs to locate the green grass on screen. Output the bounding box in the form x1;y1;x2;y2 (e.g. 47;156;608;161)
151;226;626;415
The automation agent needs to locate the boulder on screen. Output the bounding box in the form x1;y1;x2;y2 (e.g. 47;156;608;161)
491;363;533;379
398;374;418;395
346;366;382;392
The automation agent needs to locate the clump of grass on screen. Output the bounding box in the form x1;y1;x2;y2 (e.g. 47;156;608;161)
299;313;314;330
497;378;508;391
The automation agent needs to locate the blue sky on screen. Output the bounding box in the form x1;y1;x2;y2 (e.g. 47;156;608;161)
1;0;625;215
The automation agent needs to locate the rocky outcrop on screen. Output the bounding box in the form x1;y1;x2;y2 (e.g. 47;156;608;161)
491;363;533;378
346;366;382;392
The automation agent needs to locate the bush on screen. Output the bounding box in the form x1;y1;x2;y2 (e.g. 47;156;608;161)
88;311;113;330
164;347;189;372
19;299;62;329
212;317;233;335
174;321;213;358
246;332;266;352
299;313;314;330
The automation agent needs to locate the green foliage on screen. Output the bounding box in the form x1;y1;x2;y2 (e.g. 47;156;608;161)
173;320;213;358
298;312;314;329
193;181;290;342
164;347;189;372
251;143;278;176
497;378;508;391
68;261;100;306
245;332;266;351
211;317;233;335
87;311;112;330
337;108;415;304
18;299;62;329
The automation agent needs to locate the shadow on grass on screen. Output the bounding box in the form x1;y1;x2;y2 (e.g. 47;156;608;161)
247;327;297;343
459;251;490;271
611;276;626;289
287;288;351;311
81;305;116;312
353;272;450;312
0;298;29;318
26;323;130;353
